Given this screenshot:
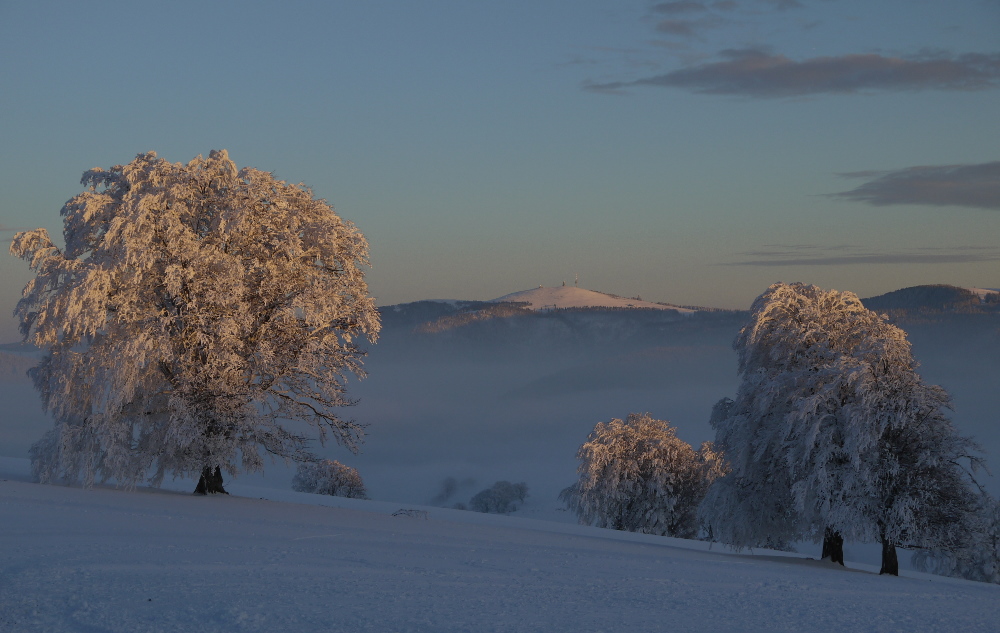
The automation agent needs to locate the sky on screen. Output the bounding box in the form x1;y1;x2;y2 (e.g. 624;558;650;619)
1;0;998;343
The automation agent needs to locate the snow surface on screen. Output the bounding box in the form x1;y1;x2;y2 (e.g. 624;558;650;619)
2;457;997;633
492;286;696;312
966;287;1000;302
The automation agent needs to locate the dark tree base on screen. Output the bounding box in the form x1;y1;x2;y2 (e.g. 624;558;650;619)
880;540;898;576
194;466;229;495
822;529;845;566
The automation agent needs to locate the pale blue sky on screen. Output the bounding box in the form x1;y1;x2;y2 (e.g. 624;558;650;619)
2;1;998;342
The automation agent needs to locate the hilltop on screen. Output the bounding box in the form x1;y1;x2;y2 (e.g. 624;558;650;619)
376;286;712;340
862;284;1000;315
491;286;696;312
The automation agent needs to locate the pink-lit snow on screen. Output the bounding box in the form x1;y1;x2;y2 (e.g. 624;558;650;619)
966;287;1000;301
492;286;696;312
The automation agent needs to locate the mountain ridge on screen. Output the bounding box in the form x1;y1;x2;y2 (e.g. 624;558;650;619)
378;284;999;335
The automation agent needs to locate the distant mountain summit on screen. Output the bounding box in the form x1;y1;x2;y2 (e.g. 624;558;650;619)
375;286;714;341
491;286;695;313
862;284;999;315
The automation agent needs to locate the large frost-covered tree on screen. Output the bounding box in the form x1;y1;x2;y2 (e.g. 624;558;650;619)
561;413;726;538
700;282;981;574
11;150;380;494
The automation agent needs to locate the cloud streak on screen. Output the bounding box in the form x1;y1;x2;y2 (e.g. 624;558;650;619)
830;162;1000;210
761;0;803;10
0;223;36;233
652;2;709;15
725;253;1000;266
654;17;729;37
585;49;1000;97
723;245;1000;267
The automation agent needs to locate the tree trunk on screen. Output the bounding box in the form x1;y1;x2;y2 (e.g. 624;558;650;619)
879;538;898;576
821;528;845;565
194;466;229;495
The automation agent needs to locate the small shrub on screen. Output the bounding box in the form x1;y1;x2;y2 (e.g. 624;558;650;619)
562;413;726;538
292;460;368;499
469;481;528;514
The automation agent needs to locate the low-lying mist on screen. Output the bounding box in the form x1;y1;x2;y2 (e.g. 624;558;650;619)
2;295;997;516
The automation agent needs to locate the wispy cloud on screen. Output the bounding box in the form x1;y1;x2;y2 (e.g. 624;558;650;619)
654;17;730;37
830;162;1000;210
0;223;35;233
648;1;734;40
0;223;38;247
652;2;709;15
761;0;803;11
726;253;1000;266
722;244;1000;266
585;49;1000;97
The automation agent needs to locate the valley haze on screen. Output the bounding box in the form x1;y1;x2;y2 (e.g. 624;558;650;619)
3;283;997;512
2;282;998;630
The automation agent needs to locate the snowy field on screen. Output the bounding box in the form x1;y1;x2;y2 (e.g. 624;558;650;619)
2;458;997;633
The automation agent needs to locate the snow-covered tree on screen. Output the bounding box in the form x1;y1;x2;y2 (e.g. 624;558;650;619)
561;413;726;538
291;460;368;499
469;481;529;514
700;282;982;574
851;369;982;575
10;150;380;493
913;493;1000;584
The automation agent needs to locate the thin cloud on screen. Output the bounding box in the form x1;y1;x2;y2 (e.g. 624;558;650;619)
723;245;1000;267
762;0;803;10
655;15;729;38
656;20;701;37
584;49;1000;97
740;244;860;257
648;1;734;40
653;1;788;14
725;253;1000;266
1;224;40;247
913;245;998;252
652;2;709;15
0;223;36;233
830;162;1000;210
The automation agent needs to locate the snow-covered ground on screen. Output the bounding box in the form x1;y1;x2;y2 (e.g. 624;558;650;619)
492;286;696;312
966;287;1000;302
2;457;996;633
